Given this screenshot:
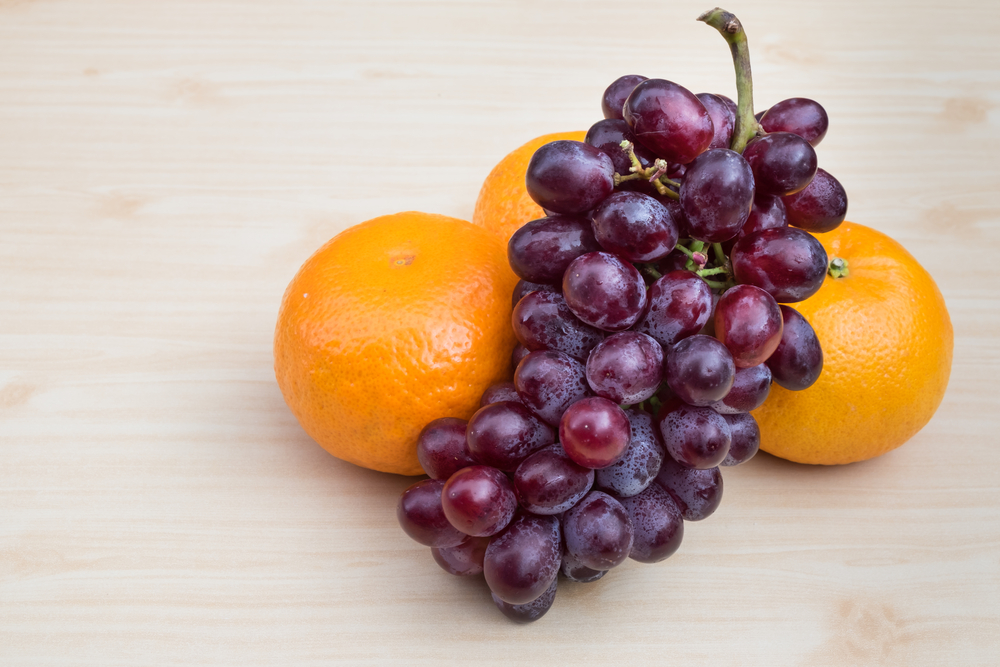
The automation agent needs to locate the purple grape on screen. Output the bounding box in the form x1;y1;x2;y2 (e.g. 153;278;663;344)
680;148;755;243
623;79;714;164
466;401;554;471
721;413;760;466
416;417;475;481
657;399;731;469
759;97;829;146
665;335;735;407
508;214;602;285
512;279;559;309
559;397;632;469
767;305;823;390
511;290;605;361
432;535;490;576
492;576;558;623
525;140;615;215
563;490;635;571
513;444;595;515
484;513;562;605
590;191;679;263
740;193;787;238
602;74;648;120
731;227;828;303
560;551;606;583
619;483;684;563
396;479;467;548
654;457;723;521
585;118;656;189
742;132;818;196
514;350;591;426
441;465;518;537
562;251;647;332
714;284;784;368
595;409;665;498
512;344;531;370
709;363;772;414
480;381;523;408
585;332;664;405
782;168;848;233
696;92;736;150
634;270;714;347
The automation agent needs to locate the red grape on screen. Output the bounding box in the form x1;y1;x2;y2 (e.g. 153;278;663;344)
654;457;724;521
416;417;474;481
512;290;605;361
601;74;648;120
466;401;554;471
782;167;848;233
595;408;665;498
731;227;828;303
709;363;772;414
562;251;647;332
514;349;591;426
657;399;731;469
714;284;784;368
721;413;760;466
696;92;736;150
623;78;714;164
742;132;818;196
508;214;602;285
766;305;824;390
585;331;665;405
525;140;615;215
665;334;736;407
513;444;595;515
396;479;467;548
759;97;829;146
492;576;557;623
563;490;635;570
591;191;679;263
484;513;562;605
559;397;632;469
441;465;518;537
679;148;755;242
619;483;684;563
634;270;714;347
432;535;490;576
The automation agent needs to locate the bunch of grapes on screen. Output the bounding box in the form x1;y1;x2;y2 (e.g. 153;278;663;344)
396;8;843;623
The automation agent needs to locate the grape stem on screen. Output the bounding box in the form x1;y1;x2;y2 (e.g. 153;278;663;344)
614;141;681;199
698;8;762;153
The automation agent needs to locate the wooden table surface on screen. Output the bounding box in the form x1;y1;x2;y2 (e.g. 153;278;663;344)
2;1;998;664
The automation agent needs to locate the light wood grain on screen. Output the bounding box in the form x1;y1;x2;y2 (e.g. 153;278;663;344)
2;0;998;664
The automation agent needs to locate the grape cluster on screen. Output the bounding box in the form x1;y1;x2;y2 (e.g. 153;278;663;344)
396;8;842;623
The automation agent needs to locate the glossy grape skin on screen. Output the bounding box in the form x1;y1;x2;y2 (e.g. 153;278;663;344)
432;535;491;576
480;381;522;408
525;140;615;215
619;483;684;563
563;491;635;571
759;97;829;146
742;132;818;197
512;344;531;370
466;401;554;471
721;413;760;466
508;214;602;285
585;332;665;405
623;79;714;164
396;479;467;548
511;290;605;361
513;444;595;515
680;148;755;243
416;417;475;481
709;363;772;414
441;465;518;537
484;513;562;605
562;251;647;332
714;284;784;368
665;334;736;407
697;92;736;150
731;227;829;303
514;350;591;426
782;168;848;233
602;74;648;120
559;397;632;469
657;399;732;469
595;409;665;498
741;193;787;238
590;191;678;263
511;279;559;309
654;457;723;521
767;305;824;390
634;271;714;347
492;576;558;623
560;551;606;583
585;118;656;189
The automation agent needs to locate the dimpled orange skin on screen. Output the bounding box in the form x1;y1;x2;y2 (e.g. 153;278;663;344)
273;212;520;476
472;131;586;242
753;222;953;465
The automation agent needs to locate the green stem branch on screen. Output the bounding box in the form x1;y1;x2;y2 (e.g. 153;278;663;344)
698;8;761;153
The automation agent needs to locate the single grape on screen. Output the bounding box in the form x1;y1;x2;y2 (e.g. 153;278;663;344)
396;479;467;548
432;535;491;576
782;168;848;233
731;227;828;303
741;132;818;196
767;305;823;390
680;148;755;243
714;284;784;368
511;279;559;309
590;191;679;263
759;97;829;146
708;363;772;414
416;417;475;481
480;381;523;408
559;397;632;469
441;465;518;537
508;214;602;285
484;513;562;605
525;140;615;215
492;576;558;623
740;193;787;238
514;349;591;426
562;251;647;332
512;344;531;370
513;444;595;515
560;551;606;583
623;78;714;164
654;456;724;521
466;401;554;471
595;408;665;498
585;118;656;190
563;490;635;571
665;334;736;407
657;399;731;469
721;413;760;466
585;332;665;405
619;483;684;563
511;290;605;361
634;270;714;347
602;74;648;120
696;92;737;150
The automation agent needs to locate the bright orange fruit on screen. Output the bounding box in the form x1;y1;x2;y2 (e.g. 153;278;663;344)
273;212;520;476
753;222;953;465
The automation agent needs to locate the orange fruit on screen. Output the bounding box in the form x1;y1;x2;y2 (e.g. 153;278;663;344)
753;221;953;465
273;212;520;476
472;131;586;242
